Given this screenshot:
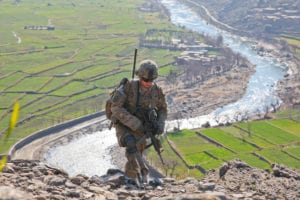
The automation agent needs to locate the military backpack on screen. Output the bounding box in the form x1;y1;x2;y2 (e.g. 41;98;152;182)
105;77;129;121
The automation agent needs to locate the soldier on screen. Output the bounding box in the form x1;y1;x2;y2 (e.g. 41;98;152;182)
110;60;167;185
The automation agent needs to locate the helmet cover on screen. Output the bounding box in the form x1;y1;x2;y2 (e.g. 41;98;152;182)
136;60;158;80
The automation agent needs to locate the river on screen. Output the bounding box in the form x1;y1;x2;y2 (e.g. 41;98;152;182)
45;0;287;177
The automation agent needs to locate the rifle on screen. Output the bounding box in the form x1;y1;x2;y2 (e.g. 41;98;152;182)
138;108;165;165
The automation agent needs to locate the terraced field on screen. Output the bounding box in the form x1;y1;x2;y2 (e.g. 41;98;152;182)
0;0;184;153
148;119;300;179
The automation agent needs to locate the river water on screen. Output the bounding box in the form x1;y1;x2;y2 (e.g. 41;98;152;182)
45;0;287;177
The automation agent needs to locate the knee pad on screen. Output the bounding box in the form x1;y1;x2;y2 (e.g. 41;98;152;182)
124;135;137;154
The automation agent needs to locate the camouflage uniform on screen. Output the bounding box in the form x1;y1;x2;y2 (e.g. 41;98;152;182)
110;60;167;181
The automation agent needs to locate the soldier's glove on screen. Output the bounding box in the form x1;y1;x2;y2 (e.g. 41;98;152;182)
144;121;162;136
153;120;165;135
157;123;164;135
144;121;153;131
152;121;161;136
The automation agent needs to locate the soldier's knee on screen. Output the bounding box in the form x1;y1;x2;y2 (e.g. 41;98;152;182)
124;135;137;154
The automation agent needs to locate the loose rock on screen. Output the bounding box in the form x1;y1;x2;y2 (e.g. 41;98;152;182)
0;159;299;200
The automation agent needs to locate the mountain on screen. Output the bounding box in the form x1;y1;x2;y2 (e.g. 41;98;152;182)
189;0;300;37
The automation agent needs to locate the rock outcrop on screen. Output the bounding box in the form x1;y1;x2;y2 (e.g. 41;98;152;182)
0;159;299;200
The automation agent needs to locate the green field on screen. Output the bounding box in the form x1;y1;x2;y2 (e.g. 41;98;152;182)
279;36;300;59
148;119;300;179
147;136;204;179
284;37;300;48
0;0;189;153
275;105;300;122
236;120;300;145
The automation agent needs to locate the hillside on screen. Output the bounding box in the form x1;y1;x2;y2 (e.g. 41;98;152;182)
0;0;254;154
184;0;300;37
0;159;299;199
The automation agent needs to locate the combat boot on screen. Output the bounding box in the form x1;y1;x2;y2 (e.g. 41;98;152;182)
141;168;149;184
124;176;141;188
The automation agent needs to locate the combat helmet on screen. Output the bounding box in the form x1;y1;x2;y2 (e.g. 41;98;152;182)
136;60;158;81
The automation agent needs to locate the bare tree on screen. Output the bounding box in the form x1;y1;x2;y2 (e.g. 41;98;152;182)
270;99;280;113
234;112;242;122
247;120;252;137
202;121;211;128
279;39;290;52
223;115;231;126
243;110;249;121
164;160;179;177
166;70;178;89
174;111;183;131
263;105;270;119
235;52;242;66
214;114;221;126
255;108;262;118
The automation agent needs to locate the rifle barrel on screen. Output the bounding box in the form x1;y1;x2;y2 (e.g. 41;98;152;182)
158;153;165;165
132;48;138;79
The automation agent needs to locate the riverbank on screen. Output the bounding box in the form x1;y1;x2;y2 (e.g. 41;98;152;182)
175;0;300;111
161;64;255;120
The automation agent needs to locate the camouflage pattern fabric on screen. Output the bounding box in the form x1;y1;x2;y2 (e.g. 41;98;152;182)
135;60;158;80
110;79;167;179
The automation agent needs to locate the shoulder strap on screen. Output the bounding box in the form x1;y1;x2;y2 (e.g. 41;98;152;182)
136;80;140;108
127;80;140;115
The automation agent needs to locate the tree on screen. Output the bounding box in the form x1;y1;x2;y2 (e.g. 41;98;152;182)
255;108;262;118
174;111;183;131
163;160;179;177
166;70;178;88
247;120;252;137
263;105;270;119
214;114;221;125
202;121;210;128
279;39;290;52
270;99;279;113
234;111;242;122
235;52;242;66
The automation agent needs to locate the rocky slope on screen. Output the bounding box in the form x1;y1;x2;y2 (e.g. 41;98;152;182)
183;0;300;37
0;159;299;199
